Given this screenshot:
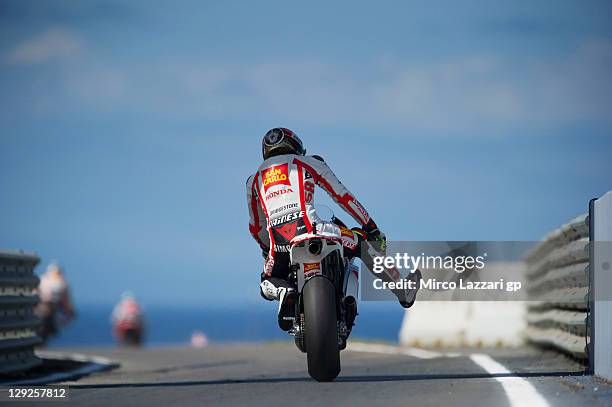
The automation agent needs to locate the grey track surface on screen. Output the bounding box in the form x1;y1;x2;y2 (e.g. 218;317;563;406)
41;343;611;406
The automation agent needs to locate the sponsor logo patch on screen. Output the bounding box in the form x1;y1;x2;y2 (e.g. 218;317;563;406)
268;211;304;228
269;203;298;216
277;222;297;240
263;164;291;192
304;262;320;272
352;198;370;222
304;181;314;204
342;240;357;250
340;226;354;238
274;244;291;252
265;188;294;201
303;262;321;277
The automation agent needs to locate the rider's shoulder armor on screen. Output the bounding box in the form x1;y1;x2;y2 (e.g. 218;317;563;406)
311;155;325;162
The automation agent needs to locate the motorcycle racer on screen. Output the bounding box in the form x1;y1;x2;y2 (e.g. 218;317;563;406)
34;262;76;344
246;128;418;329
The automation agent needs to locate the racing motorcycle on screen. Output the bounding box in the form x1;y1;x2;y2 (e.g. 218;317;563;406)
114;319;144;346
284;215;360;382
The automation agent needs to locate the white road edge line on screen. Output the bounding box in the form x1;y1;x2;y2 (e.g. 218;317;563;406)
470;353;549;407
37;351;116;366
347;342;444;359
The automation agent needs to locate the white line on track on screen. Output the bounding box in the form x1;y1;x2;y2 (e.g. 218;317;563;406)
37;351;117;366
347;342;444;359
470;353;549;407
348;343;550;407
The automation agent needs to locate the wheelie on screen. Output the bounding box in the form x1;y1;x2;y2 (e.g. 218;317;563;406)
247;128;420;381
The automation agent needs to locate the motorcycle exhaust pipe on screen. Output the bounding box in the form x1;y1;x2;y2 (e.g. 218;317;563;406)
344;296;357;329
308;238;323;255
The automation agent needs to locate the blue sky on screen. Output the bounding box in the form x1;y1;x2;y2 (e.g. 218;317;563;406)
0;0;611;307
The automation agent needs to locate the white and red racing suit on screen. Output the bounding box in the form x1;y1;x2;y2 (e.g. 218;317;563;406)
246;154;401;290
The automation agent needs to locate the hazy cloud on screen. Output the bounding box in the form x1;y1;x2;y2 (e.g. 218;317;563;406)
6;28;83;64
5;34;612;135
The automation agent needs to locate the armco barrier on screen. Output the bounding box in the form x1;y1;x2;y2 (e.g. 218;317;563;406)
0;250;42;375
524;214;590;359
400;191;611;370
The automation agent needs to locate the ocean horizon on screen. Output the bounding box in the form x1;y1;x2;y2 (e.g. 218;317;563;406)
44;301;407;348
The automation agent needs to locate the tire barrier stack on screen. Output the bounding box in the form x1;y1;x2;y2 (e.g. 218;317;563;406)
524;214;590;359
0;250;42;375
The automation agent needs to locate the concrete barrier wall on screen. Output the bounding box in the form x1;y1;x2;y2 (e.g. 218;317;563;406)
399;262;527;348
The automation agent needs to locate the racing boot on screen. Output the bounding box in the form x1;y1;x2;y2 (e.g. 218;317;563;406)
260;279;297;331
277;287;297;331
394;269;422;309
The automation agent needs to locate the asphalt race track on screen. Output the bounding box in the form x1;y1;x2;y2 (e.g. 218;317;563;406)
29;342;611;406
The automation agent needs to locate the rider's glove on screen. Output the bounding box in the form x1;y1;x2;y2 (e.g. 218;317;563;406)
363;220;387;253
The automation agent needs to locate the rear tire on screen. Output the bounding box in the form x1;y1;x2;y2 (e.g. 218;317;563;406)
303;276;340;382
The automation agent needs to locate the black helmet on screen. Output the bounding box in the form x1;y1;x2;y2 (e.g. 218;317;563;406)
262;128;306;160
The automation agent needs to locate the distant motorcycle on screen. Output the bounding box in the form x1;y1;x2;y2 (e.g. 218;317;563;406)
285;215;360;382
36;302;71;345
35;302;56;344
34;264;76;345
112;294;145;346
114;319;144;346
